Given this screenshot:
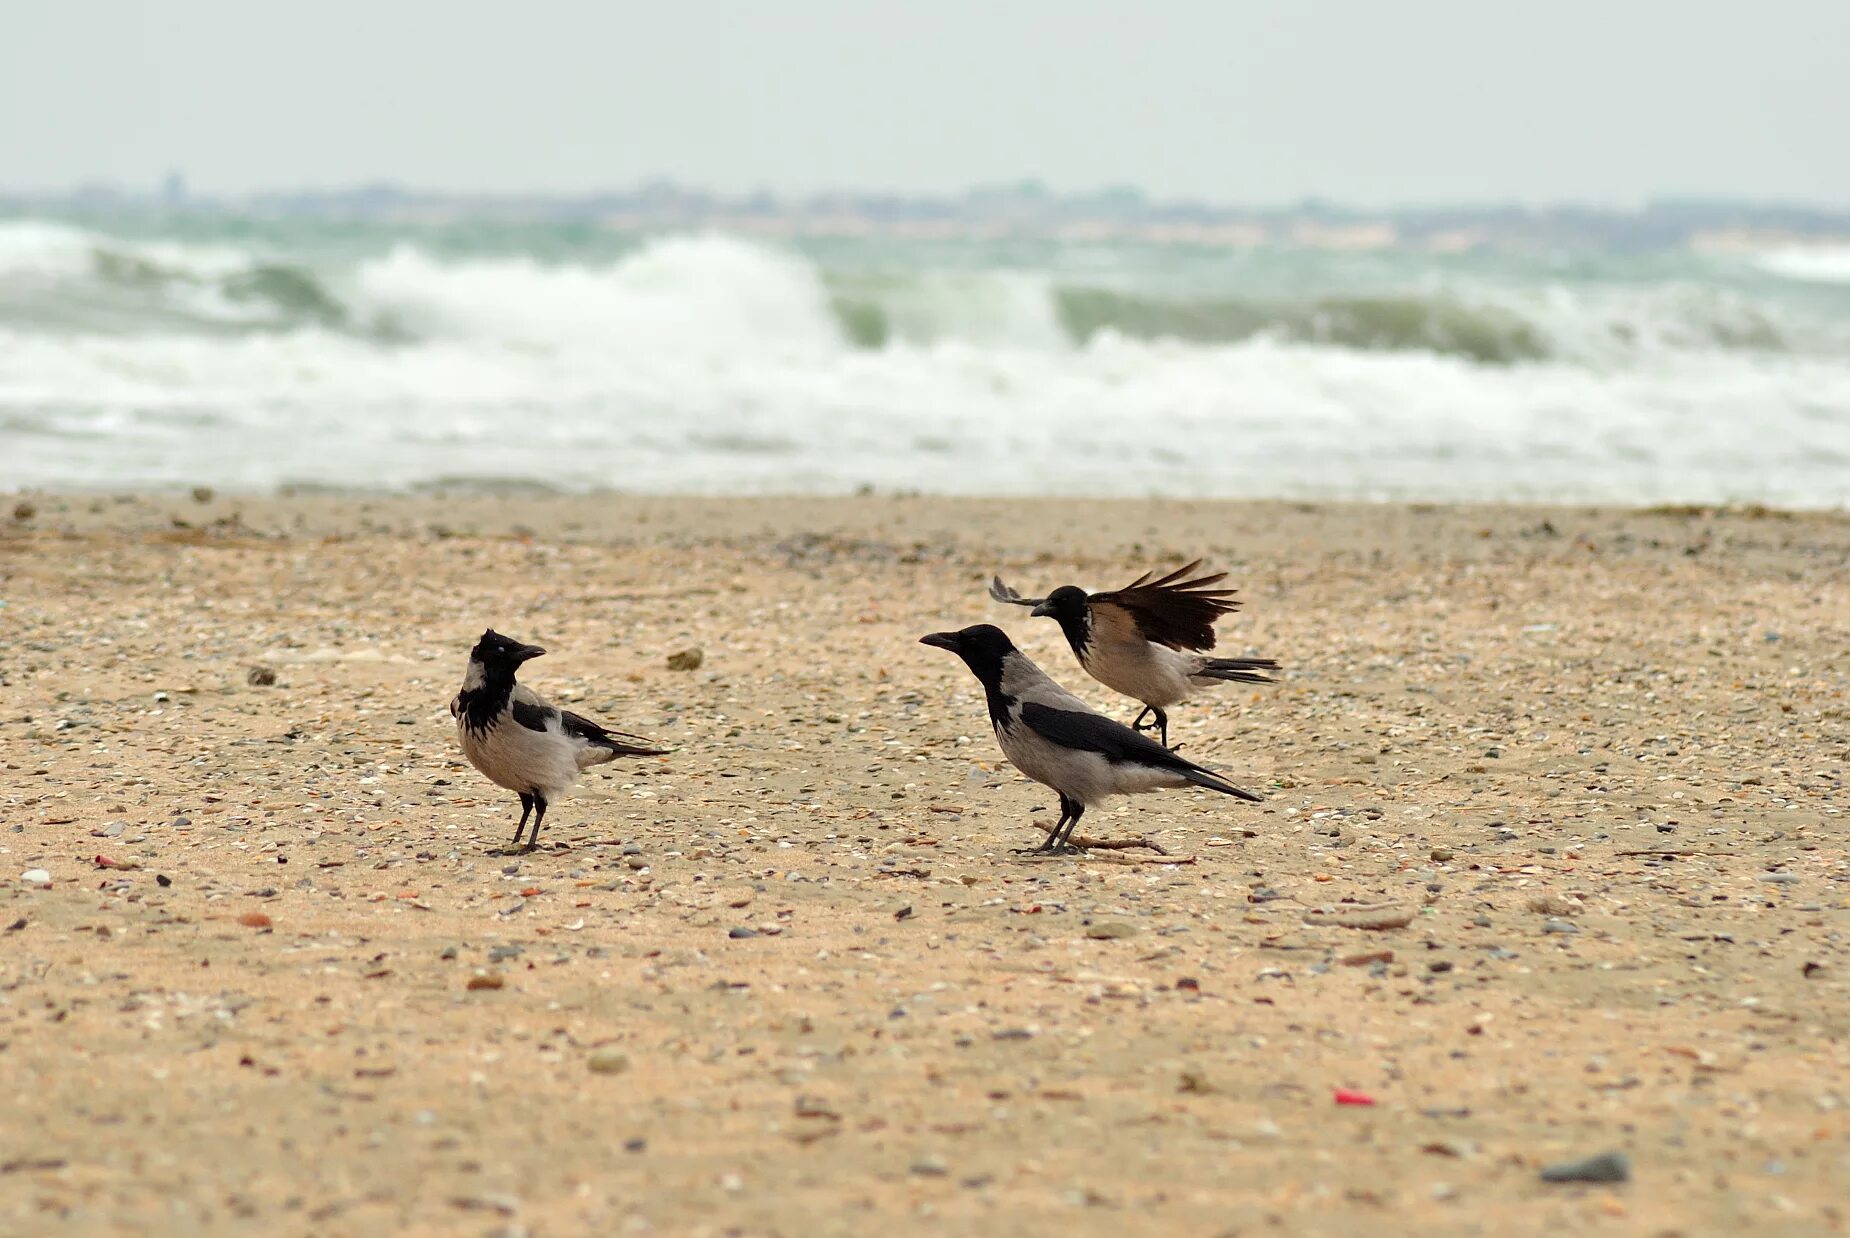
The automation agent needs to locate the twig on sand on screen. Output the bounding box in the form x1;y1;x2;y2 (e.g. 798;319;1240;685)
1070;835;1173;855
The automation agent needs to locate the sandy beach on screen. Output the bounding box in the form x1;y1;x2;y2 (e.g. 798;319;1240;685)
1;492;1845;1236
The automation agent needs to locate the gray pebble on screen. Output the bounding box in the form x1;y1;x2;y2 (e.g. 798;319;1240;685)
728;927;759;939
1539;1150;1630;1183
1542;919;1580;935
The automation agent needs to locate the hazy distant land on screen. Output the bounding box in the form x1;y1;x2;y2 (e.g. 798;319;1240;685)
7;177;1850;251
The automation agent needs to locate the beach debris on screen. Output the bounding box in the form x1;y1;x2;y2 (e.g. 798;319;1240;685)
12;500;35;522
1540;1150;1630;1183
1085;921;1139;939
191;486;215;503
246;665;278;686
466;972;506;991
1334;1089;1377;1106
1341;949;1394;967
728;926;759;939
666;647;704;671
1526;893;1578;916
587;1050;630;1075
1302;904;1416;930
237;911;272;928
19;869;51;889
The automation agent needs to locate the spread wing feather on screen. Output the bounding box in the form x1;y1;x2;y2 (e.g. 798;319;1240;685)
1088;559;1243;651
988;576;1045;608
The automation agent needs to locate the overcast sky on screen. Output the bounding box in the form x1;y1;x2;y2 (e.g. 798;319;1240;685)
4;0;1846;206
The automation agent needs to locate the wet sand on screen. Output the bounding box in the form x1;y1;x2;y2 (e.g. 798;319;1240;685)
1;493;1846;1235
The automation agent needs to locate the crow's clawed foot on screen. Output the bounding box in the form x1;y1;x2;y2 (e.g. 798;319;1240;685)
1012;843;1080;858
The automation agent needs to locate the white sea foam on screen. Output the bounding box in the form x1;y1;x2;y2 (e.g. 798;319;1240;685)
1;220;1846;506
1754;245;1850;285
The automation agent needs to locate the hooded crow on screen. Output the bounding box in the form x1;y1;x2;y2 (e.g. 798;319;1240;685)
990;560;1277;748
921;624;1261;854
450;629;667;852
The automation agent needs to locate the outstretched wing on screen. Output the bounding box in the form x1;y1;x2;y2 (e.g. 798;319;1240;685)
1089;560;1242;652
1019;701;1261;801
988;576;1045;608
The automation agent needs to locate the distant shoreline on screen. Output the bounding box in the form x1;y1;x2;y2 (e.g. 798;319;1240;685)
8;186;1850;252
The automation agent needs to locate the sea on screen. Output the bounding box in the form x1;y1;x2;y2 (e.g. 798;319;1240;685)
3;213;1847;506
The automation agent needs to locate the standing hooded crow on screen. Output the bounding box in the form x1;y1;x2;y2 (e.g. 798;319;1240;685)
921;624;1261;854
451;630;666;852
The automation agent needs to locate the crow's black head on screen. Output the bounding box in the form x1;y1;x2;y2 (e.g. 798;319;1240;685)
1029;585;1089;627
469;629;546;671
920;623;1017;688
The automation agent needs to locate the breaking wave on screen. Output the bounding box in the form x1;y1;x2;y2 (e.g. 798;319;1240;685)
1;217;1847;505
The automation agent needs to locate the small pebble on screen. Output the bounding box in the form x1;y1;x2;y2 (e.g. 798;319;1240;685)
728;927;759;939
1540;1150;1630;1183
588;1051;630;1075
466;973;506;991
246;665;278;686
20;868;51;889
666;648;704;671
910;1156;949;1177
1542;919;1579;935
1085;921;1139;939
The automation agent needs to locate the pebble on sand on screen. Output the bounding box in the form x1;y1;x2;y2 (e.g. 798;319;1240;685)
587;1050;630;1075
1539;1150;1631;1183
246;665;279;686
20;868;51;889
666;647;705;671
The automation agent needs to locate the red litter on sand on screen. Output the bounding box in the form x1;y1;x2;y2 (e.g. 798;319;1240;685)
1334;1089;1377;1106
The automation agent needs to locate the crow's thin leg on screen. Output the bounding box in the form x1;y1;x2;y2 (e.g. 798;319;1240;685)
509;793;533;848
1013;801;1072;855
1056;803;1087;849
523;795;548;852
1154;708;1172;750
1130;706;1154;732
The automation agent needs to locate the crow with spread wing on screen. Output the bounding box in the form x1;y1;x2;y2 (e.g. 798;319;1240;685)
989;561;1277;748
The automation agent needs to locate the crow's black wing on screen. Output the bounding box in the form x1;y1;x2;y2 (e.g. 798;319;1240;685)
511;699;555;732
1088;560;1241;651
988;576;1045;608
1019;701;1260;800
560;709;669;757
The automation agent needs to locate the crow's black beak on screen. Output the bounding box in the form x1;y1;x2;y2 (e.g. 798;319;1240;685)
1029;602;1054;618
919;632;959;652
513;643;546;662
